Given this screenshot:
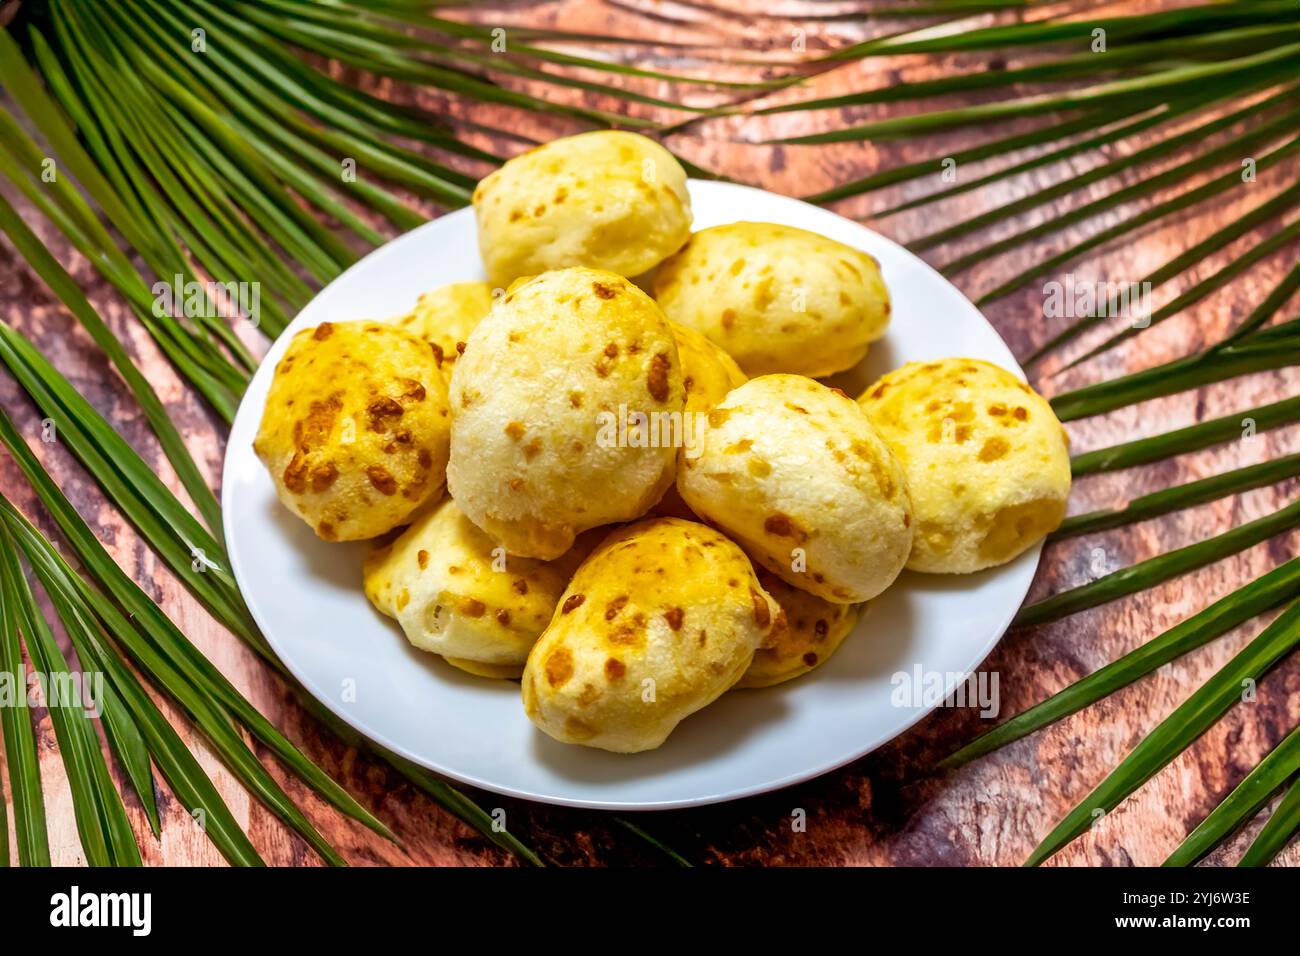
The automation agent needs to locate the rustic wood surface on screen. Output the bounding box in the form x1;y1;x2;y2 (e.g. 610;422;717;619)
0;0;1297;866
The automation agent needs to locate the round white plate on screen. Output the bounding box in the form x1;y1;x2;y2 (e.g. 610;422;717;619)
223;180;1039;810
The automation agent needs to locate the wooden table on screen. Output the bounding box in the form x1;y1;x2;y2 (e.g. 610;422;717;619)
1;0;1296;866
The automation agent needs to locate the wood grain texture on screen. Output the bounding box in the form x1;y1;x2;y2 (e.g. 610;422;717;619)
0;0;1296;867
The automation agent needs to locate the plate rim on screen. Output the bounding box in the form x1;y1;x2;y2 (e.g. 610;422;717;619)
221;179;1039;810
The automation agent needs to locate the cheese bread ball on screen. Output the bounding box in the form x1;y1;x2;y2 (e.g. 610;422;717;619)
472;131;692;287
736;569;863;689
858;358;1071;573
670;320;746;415
646;323;745;520
254;321;450;541
392;281;495;381
678;374;913;603
522;518;780;752
447;268;685;560
363;498;589;678
653;222;890;378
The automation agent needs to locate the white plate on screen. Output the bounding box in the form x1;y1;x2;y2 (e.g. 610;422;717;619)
223;181;1039;810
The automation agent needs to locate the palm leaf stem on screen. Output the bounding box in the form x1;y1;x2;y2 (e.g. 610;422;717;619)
1070;395;1300;476
1050;321;1300;422
1053;453;1300;540
1013;499;1300;628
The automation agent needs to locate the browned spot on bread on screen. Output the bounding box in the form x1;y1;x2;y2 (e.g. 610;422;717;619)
605;595;629;620
309;461;338;492
751;589;772;628
367;466;398;495
312;322;334;340
431;343;444;367
647;352;671;402
802;652;819;667
545;648;573;687
513;579;528;595
664;606;684;631
396;588;410;611
561;594;586;614
368;396;404;427
461;598;486;618
765;513;795;537
496;609;511;626
1013;406;1029;420
416;550;429;569
720;308;736;329
592;281;616;299
604;657;626;680
281;453;306;493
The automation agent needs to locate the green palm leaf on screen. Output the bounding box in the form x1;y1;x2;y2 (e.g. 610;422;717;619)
0;526;141;867
1071;396;1300;476
0;532;50;866
1238;777;1300;866
1053;454;1300;540
1164;725;1299;867
1026;601;1300;866
1014;500;1300;628
944;557;1300;769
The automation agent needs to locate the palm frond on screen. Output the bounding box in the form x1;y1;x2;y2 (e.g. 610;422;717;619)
1053;453;1300;540
1014;500;1300;628
942;557;1300;769
1163;725;1299;867
0;533;50;866
1025;600;1300;866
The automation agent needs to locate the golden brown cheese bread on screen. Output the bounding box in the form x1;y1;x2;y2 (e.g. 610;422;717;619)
363;497;590;678
858;357;1071;573
653;222;890;378
678;374;913;603
254;321;450;541
392;281;495;383
735;569;863;689
522;518;781;752
447;268;685;560
472;131;692;288
670;320;746;415
647;322;747;521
